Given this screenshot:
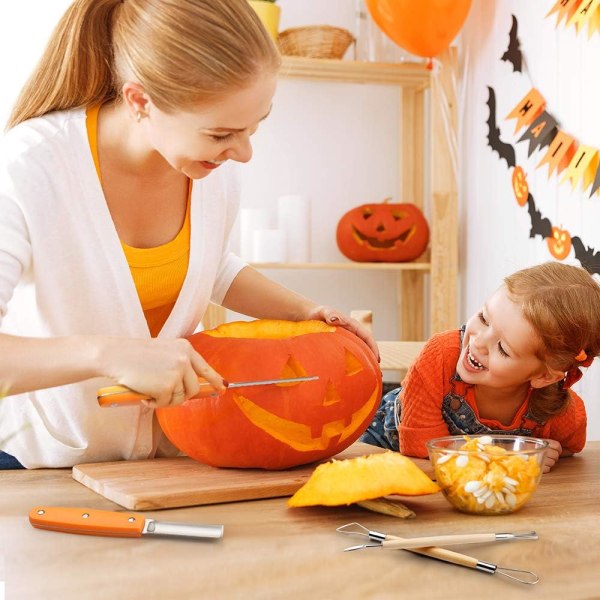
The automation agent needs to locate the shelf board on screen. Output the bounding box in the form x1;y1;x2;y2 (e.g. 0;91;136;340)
279;56;430;87
250;262;431;271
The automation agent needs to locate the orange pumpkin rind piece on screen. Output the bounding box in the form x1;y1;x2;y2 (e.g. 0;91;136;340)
287;451;440;507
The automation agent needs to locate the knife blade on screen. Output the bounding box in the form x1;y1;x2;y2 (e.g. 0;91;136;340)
97;375;319;407
29;506;224;540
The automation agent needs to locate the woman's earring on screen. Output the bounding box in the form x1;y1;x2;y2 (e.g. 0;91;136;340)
136;111;143;123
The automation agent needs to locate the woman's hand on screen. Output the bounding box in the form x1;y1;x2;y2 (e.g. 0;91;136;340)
97;336;225;408
304;305;380;362
542;439;563;473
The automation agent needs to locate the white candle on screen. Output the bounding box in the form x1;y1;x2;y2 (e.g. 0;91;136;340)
239;208;272;262
277;195;311;263
252;229;286;263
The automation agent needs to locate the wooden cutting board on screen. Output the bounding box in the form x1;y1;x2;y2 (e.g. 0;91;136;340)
72;442;385;511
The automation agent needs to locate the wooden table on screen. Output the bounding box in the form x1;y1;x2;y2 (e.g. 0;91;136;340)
2;442;599;599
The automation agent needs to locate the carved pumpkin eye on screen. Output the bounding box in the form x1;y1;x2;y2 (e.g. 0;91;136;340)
280;356;308;380
391;211;405;221
345;349;364;376
362;209;373;219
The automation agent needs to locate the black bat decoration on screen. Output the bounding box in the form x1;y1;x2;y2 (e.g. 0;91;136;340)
486;86;516;169
526;193;552;240
501;15;522;72
572;237;600;275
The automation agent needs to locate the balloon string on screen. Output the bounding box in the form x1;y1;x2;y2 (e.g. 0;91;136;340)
431;57;459;186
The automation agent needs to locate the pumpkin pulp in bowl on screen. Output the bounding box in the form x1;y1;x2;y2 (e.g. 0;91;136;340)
426;435;548;515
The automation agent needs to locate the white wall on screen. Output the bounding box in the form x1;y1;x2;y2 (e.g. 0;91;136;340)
460;0;600;439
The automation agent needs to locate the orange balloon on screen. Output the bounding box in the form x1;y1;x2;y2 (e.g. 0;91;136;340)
366;0;472;58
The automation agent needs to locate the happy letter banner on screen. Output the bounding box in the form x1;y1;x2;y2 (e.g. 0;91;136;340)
506;88;600;197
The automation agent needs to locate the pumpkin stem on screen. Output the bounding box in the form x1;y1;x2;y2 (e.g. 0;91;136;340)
382;197;392;204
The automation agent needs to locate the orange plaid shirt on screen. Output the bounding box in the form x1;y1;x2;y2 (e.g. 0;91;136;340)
398;330;587;457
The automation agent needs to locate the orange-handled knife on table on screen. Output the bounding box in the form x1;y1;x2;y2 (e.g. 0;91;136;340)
97;375;319;407
30;506;224;540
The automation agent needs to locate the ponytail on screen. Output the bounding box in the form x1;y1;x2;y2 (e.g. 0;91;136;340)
6;0;122;130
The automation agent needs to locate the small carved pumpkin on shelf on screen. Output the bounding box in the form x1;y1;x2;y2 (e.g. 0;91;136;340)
547;226;571;260
157;320;382;470
512;165;529;207
336;198;429;262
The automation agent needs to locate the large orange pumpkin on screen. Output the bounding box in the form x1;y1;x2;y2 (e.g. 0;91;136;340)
157;320;382;469
336;199;429;262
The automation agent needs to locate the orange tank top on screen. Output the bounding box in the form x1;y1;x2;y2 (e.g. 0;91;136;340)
86;105;191;337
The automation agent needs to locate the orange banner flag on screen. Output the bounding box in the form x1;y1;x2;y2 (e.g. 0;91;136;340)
587;4;600;35
567;0;600;31
560;145;599;191
538;131;577;177
506;89;545;134
547;0;584;25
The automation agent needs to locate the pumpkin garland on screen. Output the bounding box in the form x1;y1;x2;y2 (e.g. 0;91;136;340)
157;320;382;470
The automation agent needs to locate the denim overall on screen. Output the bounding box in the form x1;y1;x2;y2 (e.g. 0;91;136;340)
0;451;24;469
360;327;543;451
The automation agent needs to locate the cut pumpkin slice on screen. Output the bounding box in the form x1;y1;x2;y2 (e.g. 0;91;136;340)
288;451;440;507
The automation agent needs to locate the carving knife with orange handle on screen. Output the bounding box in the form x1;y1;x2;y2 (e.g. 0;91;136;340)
29;506;224;540
97;375;319;407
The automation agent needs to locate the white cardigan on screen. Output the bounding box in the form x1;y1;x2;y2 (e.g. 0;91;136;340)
0;109;245;468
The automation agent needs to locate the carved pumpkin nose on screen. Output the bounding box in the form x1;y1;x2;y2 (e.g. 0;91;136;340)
376;223;385;233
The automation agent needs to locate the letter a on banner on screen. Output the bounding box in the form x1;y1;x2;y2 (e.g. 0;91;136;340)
538;130;577;178
506;89;545;134
560;145;600;191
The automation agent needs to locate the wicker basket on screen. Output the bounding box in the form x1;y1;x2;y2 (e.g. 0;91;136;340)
278;25;355;60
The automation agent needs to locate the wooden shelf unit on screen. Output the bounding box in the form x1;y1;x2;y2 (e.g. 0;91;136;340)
203;55;458;340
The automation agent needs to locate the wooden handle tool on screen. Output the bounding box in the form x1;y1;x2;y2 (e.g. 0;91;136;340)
97;375;318;407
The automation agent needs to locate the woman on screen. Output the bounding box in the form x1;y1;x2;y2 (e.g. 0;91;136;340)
0;0;377;468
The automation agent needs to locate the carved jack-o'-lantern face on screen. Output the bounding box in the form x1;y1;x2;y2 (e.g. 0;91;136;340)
547;226;571;260
336;200;429;262
156;320;382;469
512;166;529;207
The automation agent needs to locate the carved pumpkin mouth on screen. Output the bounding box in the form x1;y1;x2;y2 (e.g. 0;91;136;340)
352;225;415;250
231;385;380;451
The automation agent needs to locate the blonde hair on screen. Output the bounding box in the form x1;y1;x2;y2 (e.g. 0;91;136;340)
504;262;600;422
6;0;280;130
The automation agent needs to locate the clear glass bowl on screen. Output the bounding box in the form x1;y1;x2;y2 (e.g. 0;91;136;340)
426;435;548;515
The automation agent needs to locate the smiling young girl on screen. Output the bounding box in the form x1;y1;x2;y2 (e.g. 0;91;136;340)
362;262;600;472
0;0;377;469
